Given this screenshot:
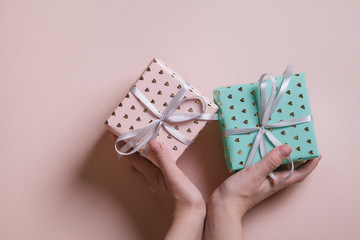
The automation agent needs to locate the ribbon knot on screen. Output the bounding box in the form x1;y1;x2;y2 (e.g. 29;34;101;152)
222;66;313;180
115;81;218;157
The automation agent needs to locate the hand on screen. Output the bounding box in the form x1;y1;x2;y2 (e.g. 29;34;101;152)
114;135;206;240
204;145;322;240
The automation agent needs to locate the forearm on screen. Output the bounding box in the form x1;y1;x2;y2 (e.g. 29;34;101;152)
165;208;206;240
203;198;245;240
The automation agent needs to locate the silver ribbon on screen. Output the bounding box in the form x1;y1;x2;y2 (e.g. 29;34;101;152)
115;81;218;157
222;66;312;180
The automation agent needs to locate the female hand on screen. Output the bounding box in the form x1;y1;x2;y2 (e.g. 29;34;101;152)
204;145;322;240
115;136;206;240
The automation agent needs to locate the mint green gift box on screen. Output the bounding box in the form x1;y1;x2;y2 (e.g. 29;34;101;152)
213;68;319;173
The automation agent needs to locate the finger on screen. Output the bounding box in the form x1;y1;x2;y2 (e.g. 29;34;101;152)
111;133;118;141
130;165;147;183
276;163;291;171
294;160;307;168
286;155;322;185
129;156;169;193
275;160;304;171
267;155;322;192
125;152;163;186
115;138;166;188
130;164;161;193
149;140;183;183
252;145;292;181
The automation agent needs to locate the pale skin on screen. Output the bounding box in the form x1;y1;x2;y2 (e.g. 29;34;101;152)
114;135;322;240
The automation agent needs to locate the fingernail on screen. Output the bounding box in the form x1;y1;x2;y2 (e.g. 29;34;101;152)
149;141;162;153
279;145;292;157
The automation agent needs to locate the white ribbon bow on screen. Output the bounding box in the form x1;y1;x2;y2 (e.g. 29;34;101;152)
222;66;312;180
115;81;218;157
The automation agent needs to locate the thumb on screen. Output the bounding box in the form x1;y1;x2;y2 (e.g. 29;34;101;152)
252;145;292;180
149;140;180;181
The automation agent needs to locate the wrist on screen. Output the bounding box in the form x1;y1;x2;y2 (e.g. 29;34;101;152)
207;191;248;220
166;207;205;240
203;194;245;240
173;203;206;221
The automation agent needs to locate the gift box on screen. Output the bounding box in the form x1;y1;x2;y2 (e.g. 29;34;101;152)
104;58;218;162
213;66;319;173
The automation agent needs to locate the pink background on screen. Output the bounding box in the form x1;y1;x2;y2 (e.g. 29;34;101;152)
1;0;359;239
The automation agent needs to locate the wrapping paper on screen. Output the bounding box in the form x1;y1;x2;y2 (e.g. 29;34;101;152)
213;72;319;173
105;58;218;161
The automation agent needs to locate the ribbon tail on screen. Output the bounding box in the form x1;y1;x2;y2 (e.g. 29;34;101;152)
163;123;194;146
118;127;158;156
259;131;267;159
141;122;163;157
245;129;264;167
115;127;151;159
115;127;145;142
115;121;160;156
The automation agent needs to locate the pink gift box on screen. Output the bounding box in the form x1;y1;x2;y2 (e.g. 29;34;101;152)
104;58;218;162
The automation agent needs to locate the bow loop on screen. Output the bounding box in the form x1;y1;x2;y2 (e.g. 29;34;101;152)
258;73;277;126
164;95;207;122
161;81;190;119
115;81;217;157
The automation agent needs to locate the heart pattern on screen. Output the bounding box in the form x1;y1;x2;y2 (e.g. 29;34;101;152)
213;72;318;172
105;58;218;161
